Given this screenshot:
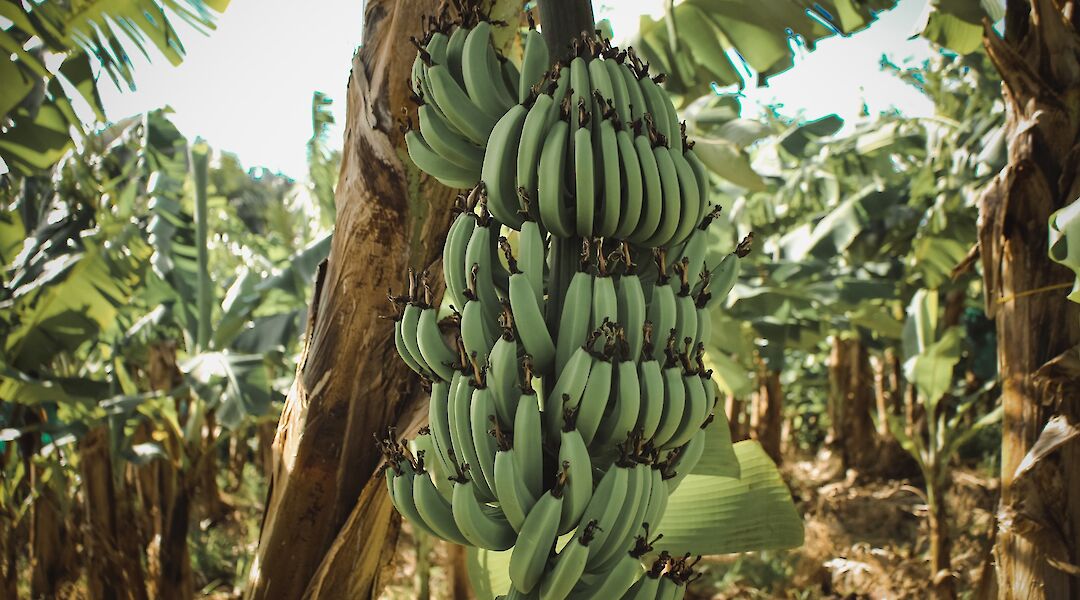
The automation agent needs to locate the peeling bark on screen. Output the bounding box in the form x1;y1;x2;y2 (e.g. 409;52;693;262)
245;1;499;597
979;1;1080;597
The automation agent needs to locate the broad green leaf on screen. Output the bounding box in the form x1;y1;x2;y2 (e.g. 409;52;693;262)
0;57;34;121
0;104;73;173
655;441;803;555
778;115;844;157
692;137;766;191
693;405;740;478
1049;200;1080;304
909;288;939;354
704;351;753;399
904;326;964;409
183;351;271;428
466;546;511;600
634;1;897;96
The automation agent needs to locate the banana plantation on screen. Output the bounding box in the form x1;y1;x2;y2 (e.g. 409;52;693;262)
3;0;1080;598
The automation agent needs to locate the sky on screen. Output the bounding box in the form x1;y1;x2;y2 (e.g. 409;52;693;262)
99;0;936;180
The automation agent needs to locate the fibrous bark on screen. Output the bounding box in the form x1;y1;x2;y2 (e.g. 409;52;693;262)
979;1;1080;597
245;1;489;598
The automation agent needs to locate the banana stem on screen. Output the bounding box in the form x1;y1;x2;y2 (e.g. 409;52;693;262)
536;0;596;59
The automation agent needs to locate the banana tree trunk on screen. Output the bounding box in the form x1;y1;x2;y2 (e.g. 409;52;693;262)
751;365;783;463
827;336;877;472
979;2;1080;597
80;426;149;600
29;473;78;597
244;1;491;597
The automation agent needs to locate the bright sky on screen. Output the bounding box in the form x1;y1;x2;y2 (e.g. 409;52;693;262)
100;0;935;180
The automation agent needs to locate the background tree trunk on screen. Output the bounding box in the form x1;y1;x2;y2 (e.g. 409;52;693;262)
827;336;877;472
751;365;783;463
979;1;1080;597
245;1;508;598
80;427;148;600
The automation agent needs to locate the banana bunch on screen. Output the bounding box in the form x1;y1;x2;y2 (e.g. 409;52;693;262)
385;10;757;597
404;7;528;190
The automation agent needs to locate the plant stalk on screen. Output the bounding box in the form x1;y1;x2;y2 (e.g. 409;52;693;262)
191;142;212;351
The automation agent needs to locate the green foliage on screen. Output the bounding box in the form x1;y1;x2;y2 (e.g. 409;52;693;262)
634;0;899;100
0;1;230;173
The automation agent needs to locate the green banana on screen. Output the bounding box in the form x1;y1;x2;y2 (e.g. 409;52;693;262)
707;251;742;307
595;109;621;238
461;291;497;366
394;316;427;376
452;474;517;550
577;353;612;446
668;149;703;246
449;365;495;501
509;472;567;593
593;355;641;450
465;214;502;331
443;205;477;311
426;31;449;65
618;57;647;124
641;467;669;542
652;349;686;448
482;104;528;228
462;22;512;117
646;261;677;363
538;113;574;238
557;420;594;534
413;465;471;545
545;343;595;435
487;305;521;427
615;250;647;359
494;446;537;532
445;25;470;85
612;124;643;238
555;266;593;374
539;521;598;600
665;427;706;492
586;57;614;116
427;64;497;144
517;94;555;209
419;104;485;173
569;56;592;130
641;142;682;248
518;217;546;305
515;376;545;498
573;102;595;238
428;379;458;477
417;306;457;382
604;56;632;125
470;384;501;495
400;297;433;374
519;27;550;103
576;461;630;563
589;464;646;569
405;130;477;189
664;364;707;450
628;129;663;244
637;349;665;440
386;460;441;540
